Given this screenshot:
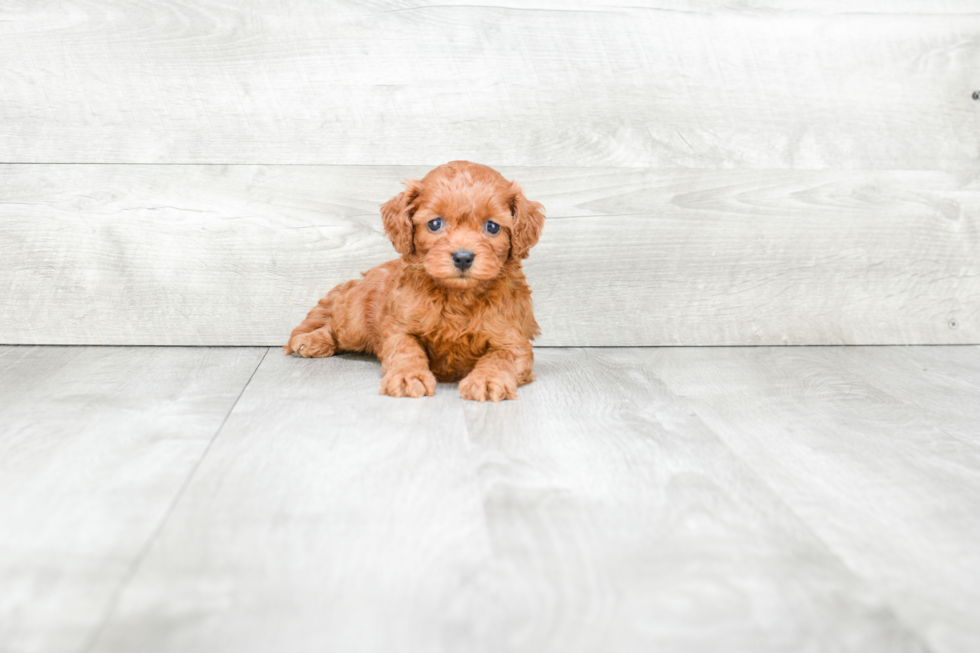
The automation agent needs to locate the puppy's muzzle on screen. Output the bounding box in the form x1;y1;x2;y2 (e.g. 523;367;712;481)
452;249;475;271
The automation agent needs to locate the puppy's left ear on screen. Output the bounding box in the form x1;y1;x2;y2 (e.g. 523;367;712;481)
508;181;545;260
381;179;422;256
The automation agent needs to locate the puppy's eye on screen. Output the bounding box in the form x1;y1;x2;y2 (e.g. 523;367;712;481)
485;220;500;235
427;218;444;232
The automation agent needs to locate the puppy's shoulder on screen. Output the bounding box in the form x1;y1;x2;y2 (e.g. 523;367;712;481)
362;257;406;279
487;263;539;339
496;262;533;301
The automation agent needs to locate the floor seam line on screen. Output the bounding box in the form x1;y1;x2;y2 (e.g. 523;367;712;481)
78;346;270;653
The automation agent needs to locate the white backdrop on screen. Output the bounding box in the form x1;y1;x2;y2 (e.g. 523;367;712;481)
1;0;978;345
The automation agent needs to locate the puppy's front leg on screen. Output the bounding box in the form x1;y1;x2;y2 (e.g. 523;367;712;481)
378;333;437;398
459;342;533;402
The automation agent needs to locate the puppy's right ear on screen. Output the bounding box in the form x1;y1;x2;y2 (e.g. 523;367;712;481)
381;179;422;256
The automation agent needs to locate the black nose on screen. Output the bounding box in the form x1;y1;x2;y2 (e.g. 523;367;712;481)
452;250;475;271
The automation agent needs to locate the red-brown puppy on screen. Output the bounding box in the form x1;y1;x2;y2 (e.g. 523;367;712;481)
284;161;545;402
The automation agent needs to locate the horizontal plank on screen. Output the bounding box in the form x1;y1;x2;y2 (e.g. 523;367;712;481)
2;164;978;346
0;346;265;653
1;1;978;167
87;348;925;652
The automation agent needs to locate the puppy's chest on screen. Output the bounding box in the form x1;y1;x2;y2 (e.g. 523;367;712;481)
418;307;490;352
414;304;496;381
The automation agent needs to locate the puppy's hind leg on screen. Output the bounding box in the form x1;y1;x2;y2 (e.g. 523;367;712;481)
286;325;336;358
284;285;349;357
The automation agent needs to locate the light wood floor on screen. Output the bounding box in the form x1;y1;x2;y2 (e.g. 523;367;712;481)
1;345;978;653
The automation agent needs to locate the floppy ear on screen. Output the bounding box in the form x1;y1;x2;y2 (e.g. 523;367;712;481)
381;179;422;256
508;181;545;260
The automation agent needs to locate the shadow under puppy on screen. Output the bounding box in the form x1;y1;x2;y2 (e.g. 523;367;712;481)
284;161;545;402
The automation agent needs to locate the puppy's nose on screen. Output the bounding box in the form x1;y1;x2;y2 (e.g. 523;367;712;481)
452;249;475;271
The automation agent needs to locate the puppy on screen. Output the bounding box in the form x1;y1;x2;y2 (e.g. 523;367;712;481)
284;161;545;402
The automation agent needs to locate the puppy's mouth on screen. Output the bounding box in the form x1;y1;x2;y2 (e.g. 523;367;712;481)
438;273;481;290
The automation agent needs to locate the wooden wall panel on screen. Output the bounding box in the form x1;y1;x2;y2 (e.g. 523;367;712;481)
4;2;977;345
2;164;976;346
1;1;978;168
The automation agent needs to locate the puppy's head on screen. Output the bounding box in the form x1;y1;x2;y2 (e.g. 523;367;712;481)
381;161;545;290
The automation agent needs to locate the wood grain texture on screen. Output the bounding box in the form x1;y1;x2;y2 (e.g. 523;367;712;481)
2;164;977;346
86;351;493;653
2;1;978;167
0;345;265;653
653;345;980;653
449;349;926;652
86;348;927;653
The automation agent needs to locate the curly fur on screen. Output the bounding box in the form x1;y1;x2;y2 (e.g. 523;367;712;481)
284;161;545;402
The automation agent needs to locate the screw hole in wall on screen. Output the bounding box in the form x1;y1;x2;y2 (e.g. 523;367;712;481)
973;91;980;101
949;319;959;329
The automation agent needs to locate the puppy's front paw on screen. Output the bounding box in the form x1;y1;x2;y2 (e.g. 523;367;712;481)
285;331;336;358
380;367;436;398
459;368;517;402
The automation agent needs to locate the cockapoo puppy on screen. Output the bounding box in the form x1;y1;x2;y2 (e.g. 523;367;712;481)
284;161;545;402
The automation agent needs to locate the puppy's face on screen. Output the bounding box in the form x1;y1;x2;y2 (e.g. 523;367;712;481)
411;190;513;290
381;162;545;290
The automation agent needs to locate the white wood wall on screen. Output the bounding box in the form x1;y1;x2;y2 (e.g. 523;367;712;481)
2;1;978;345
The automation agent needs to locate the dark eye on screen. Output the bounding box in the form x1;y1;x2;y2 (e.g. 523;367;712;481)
485;220;500;235
427;218;444;232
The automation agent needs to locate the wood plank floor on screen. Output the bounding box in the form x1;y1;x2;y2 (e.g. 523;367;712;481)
1;345;978;653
